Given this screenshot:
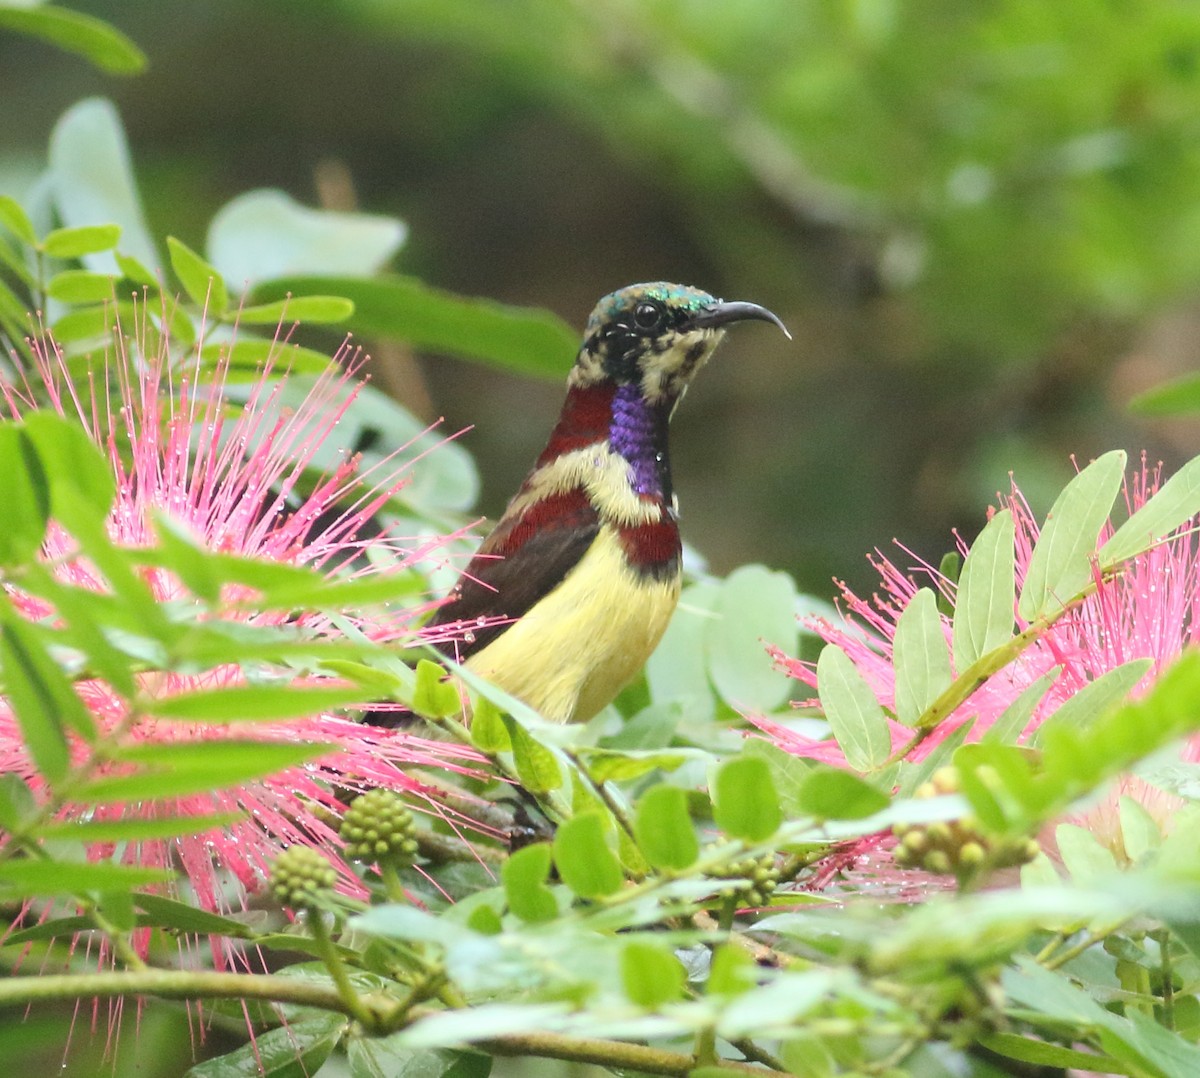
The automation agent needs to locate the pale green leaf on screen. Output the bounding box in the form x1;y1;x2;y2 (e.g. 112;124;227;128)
1018;450;1126;621
706;564;797;711
815;643;892;772
952;509;1016;669
48;99;156;271
1032;659;1152;746
167;235;229;315
892;588;952;726
208;189;405;286
1100;454;1200;567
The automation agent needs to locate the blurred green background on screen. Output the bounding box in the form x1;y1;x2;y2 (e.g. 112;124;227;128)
4;0;1200;598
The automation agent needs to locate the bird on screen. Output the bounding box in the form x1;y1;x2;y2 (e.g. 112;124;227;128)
426;282;788;724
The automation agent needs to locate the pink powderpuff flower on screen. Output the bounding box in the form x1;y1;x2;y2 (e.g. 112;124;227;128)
0;307;497;969
760;461;1200;860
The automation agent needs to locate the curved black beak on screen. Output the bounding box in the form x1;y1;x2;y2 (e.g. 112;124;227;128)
685;299;792;340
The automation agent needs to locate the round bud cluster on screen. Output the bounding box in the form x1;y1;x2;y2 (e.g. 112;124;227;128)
893;766;1039;884
340;788;419;866
711;852;780;908
270;845;338;910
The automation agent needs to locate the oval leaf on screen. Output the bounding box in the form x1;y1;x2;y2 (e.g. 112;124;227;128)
501;843;557;923
713;756;782;841
706;564;797;711
952;508;1016;669
1018;451;1126;621
1100;454;1200;568
893;588;952;726
553;812;623;899
797;766;890;820
634;784;699;871
815;644;892;772
42;223;121;259
167;235;229;315
620;940;685;1007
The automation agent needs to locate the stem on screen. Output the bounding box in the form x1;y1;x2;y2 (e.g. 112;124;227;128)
378;862;408;904
1155;928;1175;1030
1041;918;1132;972
474;1025;786;1077
305;908;377;1030
0;971;789;1076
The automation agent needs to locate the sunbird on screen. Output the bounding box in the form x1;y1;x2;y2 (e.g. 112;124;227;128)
428;282;788;723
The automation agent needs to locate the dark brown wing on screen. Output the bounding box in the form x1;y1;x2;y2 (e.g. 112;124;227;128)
428;487;601;660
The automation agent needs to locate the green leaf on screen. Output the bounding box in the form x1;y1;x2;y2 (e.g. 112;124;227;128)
349;1042;491;1078
0;425;50;565
144;683;366;722
22;411;116;521
1118;795;1161;863
1032;659;1152;747
208;189;405;287
237;295;355;325
815;644;892;772
553;812;623;898
469;696;511;753
42;223;121;259
49;99;156;271
982;669;1059;744
71;740;331;802
952;509;1016;669
0;8;145;75
0;774;36;832
115;250;155;286
645;579;720;718
578;747;688;784
705;564;797;711
501;843;558;923
0;194;36;246
634;784;699;870
1018;451;1126;621
1100;454;1200;567
184;1014;347;1078
892;588;952;726
198;336;338;379
620;940;685;1007
250;274;579;379
135;893;256;937
796;766;889;820
1055;823;1118;881
353;906;469;949
412;659;460;719
504;718;564;794
167;236;229;315
1130;371;1200;417
37;812;243;843
0;859;173;898
713;756;782;841
45;269;117;303
0;619;87;783
977;1032;1126;1073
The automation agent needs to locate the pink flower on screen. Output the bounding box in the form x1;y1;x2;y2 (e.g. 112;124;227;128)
761;462;1199;854
0;309;494;966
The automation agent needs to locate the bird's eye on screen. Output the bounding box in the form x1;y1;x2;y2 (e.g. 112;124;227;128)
632;301;665;333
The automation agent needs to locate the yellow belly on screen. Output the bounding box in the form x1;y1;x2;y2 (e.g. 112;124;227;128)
464;524;681;723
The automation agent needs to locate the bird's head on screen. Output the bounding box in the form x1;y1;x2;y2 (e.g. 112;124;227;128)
570;282;789;405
